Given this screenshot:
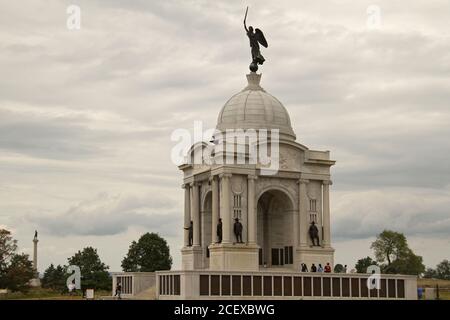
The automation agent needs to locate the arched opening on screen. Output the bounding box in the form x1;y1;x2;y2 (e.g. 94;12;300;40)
201;191;212;264
257;189;294;268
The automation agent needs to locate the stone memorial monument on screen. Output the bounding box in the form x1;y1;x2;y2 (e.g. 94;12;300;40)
112;7;418;300
29;230;41;287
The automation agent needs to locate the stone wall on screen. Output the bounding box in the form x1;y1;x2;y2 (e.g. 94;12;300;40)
156;270;417;300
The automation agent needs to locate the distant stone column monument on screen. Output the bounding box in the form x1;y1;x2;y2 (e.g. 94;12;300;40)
29;230;41;287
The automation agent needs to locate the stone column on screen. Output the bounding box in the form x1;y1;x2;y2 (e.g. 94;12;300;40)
29;233;41;286
322;180;332;247
298;179;309;247
292;207;299;249
211;176;219;244
220;173;232;244
183;184;191;247
33;237;38;275
191;182;201;247
247;175;257;245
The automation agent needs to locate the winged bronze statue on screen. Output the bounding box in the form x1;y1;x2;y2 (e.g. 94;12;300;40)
244;6;268;72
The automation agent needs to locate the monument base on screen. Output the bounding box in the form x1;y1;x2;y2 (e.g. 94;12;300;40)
181;246;203;270
209;243;259;271
29;278;41;287
155;269;417;300
295;246;335;271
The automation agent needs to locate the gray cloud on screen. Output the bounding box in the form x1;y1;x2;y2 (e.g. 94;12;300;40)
332;188;450;240
26;192;180;236
0;0;449;270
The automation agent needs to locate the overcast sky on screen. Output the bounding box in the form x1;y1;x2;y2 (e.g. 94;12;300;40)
0;0;449;273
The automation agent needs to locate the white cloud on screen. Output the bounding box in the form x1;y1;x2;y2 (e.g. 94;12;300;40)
25;192;179;236
332;187;450;240
0;0;449;271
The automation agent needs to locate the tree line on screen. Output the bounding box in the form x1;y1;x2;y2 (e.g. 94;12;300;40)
41;232;172;292
0;229;172;293
0;229;34;292
354;230;449;280
2;227;447;293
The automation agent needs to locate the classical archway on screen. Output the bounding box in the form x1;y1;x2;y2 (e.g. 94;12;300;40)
257;189;294;268
201;191;212;262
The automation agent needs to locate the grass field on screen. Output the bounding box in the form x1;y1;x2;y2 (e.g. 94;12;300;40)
417;278;450;300
439;291;450;300
417;278;450;288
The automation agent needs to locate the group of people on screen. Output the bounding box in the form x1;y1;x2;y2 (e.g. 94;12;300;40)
300;263;348;273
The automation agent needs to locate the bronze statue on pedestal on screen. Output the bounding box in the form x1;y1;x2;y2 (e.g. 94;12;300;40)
309;221;320;246
243;6;268;72
234;218;243;243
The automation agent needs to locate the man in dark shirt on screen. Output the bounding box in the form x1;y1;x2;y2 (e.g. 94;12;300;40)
114;282;122;300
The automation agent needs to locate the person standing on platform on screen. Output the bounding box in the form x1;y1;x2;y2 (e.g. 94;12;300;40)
301;263;308;272
115;282;122;300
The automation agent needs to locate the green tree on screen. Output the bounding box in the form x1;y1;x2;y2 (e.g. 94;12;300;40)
423;267;437;279
424;259;450;280
0;229;34;292
385;249;425;275
3;253;34;292
122;232;172;272
68;247;111;291
41;264;56;288
371;230;408;265
371;230;425;275
435;259;450;280
53;265;68;291
42;264;67;291
0;229;18;276
355;256;378;273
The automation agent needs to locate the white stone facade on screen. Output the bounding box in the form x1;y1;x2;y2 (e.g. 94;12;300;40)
180;73;335;272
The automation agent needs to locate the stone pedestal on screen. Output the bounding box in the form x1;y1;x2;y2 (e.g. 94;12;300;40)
295;246;335;271
29;278;41;287
181;246;203;270
208;243;259;271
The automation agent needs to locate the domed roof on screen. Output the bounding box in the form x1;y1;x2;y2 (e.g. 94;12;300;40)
216;73;296;140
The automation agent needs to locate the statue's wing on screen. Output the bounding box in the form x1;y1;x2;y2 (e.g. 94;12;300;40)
255;28;268;48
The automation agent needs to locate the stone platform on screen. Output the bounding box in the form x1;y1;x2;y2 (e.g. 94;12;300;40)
155;270;417;300
111;272;156;299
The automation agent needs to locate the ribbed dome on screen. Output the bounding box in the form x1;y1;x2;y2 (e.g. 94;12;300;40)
216;73;296;140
